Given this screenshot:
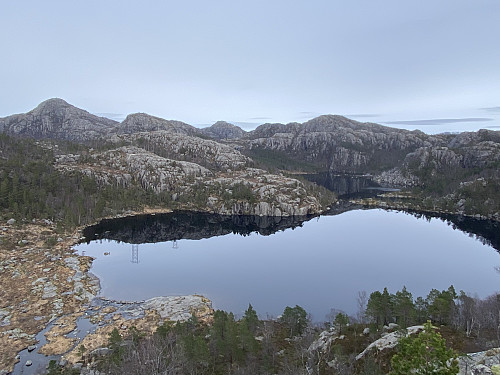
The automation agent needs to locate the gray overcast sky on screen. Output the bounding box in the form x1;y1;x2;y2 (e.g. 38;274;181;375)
1;0;499;133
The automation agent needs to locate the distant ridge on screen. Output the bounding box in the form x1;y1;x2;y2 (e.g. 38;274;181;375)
0;98;432;143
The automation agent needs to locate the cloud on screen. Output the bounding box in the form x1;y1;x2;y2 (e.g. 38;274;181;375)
232;122;263;130
480;107;500;113
485;125;500;129
385;118;494;126
346;114;381;119
297;111;321;119
196;121;265;130
94;112;126;121
249;117;272;120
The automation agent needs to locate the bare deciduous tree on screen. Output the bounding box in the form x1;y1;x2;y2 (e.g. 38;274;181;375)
357;290;368;324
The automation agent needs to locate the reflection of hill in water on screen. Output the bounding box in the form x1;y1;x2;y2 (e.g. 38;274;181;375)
83;208;500;252
82;211;312;244
405;210;500;252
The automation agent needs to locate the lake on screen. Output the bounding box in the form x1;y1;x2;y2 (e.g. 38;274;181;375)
75;209;500;321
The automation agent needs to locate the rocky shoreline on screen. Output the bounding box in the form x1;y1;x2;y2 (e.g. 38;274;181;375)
1;201;500;374
0;219;98;373
0;213;214;374
0;204;325;374
350;193;500;223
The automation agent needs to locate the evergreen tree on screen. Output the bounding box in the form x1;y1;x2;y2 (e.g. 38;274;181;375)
415;296;429;323
242;303;259;334
333;312;350;334
390;321;459;375
107;328;124;364
394;286;415;328
426;286;457;325
367;288;394;328
280;305;308;337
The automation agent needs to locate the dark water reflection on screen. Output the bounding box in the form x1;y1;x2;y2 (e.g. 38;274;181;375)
403;210;500;252
83;208;500;253
77;209;500;320
82;211;311;244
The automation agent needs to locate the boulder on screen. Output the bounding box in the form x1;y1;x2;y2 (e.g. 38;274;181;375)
90;347;110;357
388;323;399;330
356;325;424;360
458;348;500;375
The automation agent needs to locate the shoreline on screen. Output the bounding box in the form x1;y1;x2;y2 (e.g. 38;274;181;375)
2;203;499;373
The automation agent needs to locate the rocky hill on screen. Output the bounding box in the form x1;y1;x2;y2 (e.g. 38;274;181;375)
199;121;246;140
240;115;446;173
53;144;326;217
111;130;251;170
0;98;119;141
0;99;202;142
119;113;199;136
1;98;499;219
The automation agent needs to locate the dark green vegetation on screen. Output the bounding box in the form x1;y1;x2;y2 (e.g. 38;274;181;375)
46;287;500;374
390;321;459;375
0;134;174;227
364;286;500;352
245;147;323;173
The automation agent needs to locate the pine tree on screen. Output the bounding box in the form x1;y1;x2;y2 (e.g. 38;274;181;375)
394;286;415;328
333;312;350;335
280;305;308;337
242;303;259;334
390;321;459;375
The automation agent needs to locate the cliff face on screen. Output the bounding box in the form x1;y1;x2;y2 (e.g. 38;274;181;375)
56;146;212;193
403;130;500;172
241;115;444;173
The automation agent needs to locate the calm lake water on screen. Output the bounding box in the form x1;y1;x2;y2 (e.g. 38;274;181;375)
75;209;500;321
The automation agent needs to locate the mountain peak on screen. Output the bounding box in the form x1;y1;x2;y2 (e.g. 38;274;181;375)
200;121;246;140
32;98;72;112
120;112;198;135
0;98;118;141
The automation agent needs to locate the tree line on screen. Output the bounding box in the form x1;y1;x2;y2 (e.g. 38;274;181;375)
0;134;178;227
44;286;500;375
365;285;500;342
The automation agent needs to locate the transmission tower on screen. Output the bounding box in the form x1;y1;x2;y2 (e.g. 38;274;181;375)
131;244;139;263
172;240;178;249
